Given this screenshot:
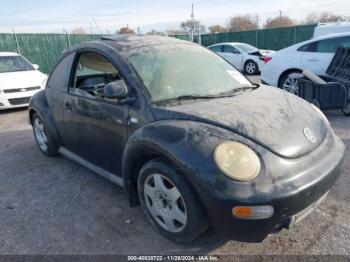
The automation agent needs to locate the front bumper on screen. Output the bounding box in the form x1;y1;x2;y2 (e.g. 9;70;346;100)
0;89;42;110
191;133;345;242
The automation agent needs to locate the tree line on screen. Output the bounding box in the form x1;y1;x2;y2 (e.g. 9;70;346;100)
70;11;348;35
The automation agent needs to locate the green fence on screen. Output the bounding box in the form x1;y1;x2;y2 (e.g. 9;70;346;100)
0;25;316;74
0;33;101;74
200;24;317;50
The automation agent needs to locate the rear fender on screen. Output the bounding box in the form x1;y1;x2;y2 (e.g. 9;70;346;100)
28;90;62;147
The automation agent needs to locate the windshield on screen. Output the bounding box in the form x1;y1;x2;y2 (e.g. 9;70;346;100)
235;43;258;53
0;56;34;73
126;44;254;102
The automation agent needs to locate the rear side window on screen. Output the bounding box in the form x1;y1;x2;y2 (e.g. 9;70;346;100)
316;36;350;53
209;45;222;52
298;36;350;53
47;52;75;89
223;45;240;54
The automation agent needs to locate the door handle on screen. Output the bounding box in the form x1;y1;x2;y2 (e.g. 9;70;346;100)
307;58;319;62
64;102;72;110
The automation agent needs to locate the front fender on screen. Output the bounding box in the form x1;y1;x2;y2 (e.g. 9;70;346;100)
121;119;254;208
28;90;62;147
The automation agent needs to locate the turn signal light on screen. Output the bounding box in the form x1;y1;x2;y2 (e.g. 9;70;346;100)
232;205;274;220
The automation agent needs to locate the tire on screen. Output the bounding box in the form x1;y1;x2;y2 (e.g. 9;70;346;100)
32;113;58;156
137;159;209;243
244;60;259;75
342;101;350;116
279;70;302;94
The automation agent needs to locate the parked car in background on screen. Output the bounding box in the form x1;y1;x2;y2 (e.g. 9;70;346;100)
208;42;273;75
29;36;344;243
313;22;350;38
261;32;350;91
0;52;47;110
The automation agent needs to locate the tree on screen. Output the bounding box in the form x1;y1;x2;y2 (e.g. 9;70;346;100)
117;26;136;35
227;15;258;32
208;25;227;33
71;27;86;34
306;12;343;24
264;16;294;29
180;19;206;34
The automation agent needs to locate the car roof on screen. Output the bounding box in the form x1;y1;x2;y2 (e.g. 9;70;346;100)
0;52;20;57
312;32;350;41
68;35;191;54
208;42;248;47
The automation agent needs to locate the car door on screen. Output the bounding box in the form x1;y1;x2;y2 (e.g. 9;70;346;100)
221;45;243;70
62;51;129;175
299;36;350;75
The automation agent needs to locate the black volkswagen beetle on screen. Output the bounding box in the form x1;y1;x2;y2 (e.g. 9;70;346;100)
29;35;345;243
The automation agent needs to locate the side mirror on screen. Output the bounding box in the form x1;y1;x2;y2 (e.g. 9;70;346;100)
33;64;39;70
104;80;128;99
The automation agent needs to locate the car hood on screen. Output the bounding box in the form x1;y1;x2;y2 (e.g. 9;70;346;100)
152;85;328;159
0;70;47;90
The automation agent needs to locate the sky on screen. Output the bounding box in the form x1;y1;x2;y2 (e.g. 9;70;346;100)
0;0;349;34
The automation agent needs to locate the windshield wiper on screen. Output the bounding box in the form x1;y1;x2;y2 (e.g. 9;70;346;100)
216;85;257;97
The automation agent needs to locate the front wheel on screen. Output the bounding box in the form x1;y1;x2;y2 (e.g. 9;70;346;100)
244;60;259;75
138;159;209;243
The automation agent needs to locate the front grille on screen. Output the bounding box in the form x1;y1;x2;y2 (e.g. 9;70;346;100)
3;86;40;94
8;97;31;105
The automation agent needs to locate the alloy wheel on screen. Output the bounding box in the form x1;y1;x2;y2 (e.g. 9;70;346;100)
144;174;187;233
34;118;48;152
246;62;256;74
283;76;299;95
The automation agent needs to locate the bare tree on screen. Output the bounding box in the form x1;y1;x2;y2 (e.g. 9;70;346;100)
180;19;206;34
117;26;136;35
306;12;344;24
71;27;86;34
264;16;294;29
227;15;258;32
208;25;227;33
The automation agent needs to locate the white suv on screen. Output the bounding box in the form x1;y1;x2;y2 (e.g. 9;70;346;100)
261;33;350;91
0;52;47;110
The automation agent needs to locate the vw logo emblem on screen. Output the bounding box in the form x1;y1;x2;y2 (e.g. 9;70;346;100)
304;128;316;144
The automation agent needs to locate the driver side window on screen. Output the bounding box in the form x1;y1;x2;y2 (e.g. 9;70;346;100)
70;52;123;99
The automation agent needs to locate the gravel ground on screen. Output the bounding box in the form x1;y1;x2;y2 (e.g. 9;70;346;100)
0;85;349;255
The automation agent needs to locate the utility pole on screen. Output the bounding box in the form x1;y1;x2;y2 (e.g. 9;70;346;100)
62;28;71;47
12;28;20;54
92;17;103;34
279;10;282;20
89;22;93;34
191;3;195;42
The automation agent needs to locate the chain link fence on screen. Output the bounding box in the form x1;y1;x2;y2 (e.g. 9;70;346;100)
0;24;316;74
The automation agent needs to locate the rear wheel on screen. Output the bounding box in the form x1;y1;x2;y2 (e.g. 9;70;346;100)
279;70;302;95
138;159;209;243
32;113;58;156
244;60;259;75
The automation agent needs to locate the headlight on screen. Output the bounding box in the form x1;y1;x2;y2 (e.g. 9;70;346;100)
214;141;261;181
311;104;329;124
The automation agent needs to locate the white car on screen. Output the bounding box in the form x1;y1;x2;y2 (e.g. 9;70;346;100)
208;42;272;75
261;32;350;92
0;52;47;110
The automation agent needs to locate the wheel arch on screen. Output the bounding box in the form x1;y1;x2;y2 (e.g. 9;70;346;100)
278;68;303;88
28;90;62;148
